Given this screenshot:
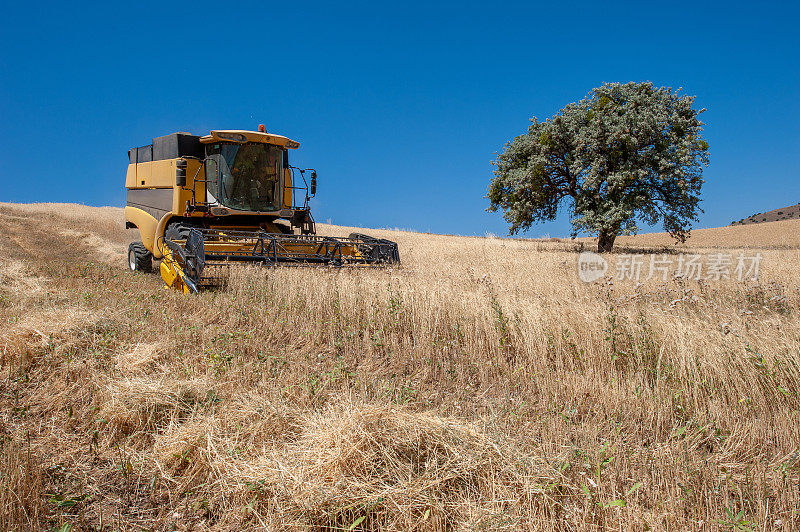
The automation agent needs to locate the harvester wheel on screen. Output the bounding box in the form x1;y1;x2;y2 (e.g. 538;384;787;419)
128;242;153;272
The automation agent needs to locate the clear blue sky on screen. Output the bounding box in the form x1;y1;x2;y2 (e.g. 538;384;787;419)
1;1;798;237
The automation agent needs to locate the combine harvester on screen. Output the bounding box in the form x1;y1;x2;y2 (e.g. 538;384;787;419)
124;126;399;293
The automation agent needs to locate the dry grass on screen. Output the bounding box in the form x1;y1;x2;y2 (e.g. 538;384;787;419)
598;218;800;250
1;201;799;530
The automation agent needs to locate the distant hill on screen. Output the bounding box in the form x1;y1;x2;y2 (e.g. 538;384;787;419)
596;217;800;249
731;203;800;225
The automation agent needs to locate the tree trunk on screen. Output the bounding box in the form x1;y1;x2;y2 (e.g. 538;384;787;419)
597;230;617;253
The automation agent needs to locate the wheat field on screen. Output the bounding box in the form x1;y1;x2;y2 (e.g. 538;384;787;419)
1;202;798;531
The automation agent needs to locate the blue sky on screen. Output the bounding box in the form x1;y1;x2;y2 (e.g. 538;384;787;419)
1;1;798;237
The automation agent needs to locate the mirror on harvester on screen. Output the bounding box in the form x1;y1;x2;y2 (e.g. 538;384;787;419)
310;171;317;196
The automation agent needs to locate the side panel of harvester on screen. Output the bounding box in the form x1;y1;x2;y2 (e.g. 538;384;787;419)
124;133;204;258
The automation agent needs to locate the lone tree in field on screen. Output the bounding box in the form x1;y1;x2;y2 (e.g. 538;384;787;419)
488;82;709;252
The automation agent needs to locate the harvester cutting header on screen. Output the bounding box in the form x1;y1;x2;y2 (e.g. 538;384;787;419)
124;126;399;292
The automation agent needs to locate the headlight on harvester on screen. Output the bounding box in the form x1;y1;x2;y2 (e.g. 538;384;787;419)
216;132;248;143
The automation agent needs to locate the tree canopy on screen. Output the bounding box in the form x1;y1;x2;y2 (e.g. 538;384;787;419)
488;82;709;252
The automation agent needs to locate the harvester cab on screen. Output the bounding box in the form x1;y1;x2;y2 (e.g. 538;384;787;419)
124;127;399;292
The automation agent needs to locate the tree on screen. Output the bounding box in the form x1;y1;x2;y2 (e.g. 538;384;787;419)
487;82;709;252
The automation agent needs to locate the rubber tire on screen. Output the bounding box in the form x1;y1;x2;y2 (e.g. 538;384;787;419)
128;242;153;272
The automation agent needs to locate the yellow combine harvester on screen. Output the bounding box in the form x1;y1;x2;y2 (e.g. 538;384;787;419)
125;127;399;292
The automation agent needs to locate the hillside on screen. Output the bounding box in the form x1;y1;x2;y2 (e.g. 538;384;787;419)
730;203;800;226
608;217;800;249
1;202;799;531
